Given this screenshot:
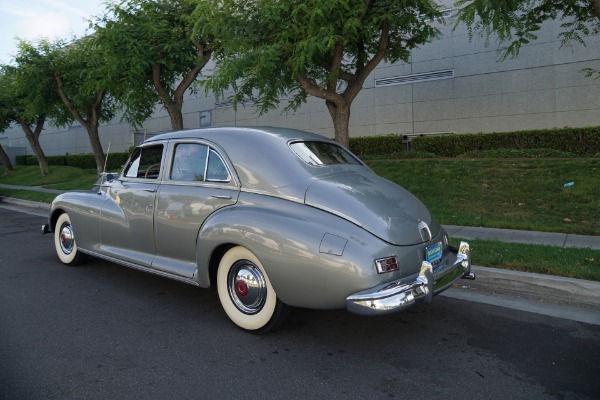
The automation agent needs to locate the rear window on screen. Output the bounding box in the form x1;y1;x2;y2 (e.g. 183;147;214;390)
290;141;361;166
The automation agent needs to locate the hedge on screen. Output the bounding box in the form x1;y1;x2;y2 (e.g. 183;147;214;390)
15;126;600;168
349;126;600;157
411;127;600;157
16;151;131;171
349;135;406;157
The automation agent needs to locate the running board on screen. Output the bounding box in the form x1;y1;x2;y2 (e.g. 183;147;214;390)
79;248;201;287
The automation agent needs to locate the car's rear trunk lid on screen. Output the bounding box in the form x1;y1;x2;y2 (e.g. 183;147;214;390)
304;171;439;246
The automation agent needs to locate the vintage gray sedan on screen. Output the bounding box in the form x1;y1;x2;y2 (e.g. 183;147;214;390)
43;127;474;333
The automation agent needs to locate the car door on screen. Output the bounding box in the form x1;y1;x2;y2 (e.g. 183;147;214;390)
99;143;165;266
152;141;239;278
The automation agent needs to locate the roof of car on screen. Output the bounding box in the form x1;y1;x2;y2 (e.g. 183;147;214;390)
146;126;331;144
145;127;349;199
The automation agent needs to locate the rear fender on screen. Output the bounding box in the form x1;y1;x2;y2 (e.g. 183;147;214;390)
195;199;391;309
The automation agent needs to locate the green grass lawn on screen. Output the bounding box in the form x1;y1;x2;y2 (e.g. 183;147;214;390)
0;188;57;203
366;158;600;236
0;165;98;189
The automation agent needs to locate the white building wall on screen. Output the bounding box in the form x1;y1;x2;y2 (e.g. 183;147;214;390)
1;4;599;157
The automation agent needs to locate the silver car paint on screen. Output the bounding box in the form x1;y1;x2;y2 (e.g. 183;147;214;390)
48;127;450;310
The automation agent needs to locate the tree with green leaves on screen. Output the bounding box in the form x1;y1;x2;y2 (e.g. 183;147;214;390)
46;36;124;175
0;93;14;171
0;40;67;176
455;0;600;77
0;74;16;172
95;0;213;130
196;0;443;148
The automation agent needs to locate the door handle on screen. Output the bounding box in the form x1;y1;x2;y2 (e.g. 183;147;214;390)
211;195;232;200
143;189;157;193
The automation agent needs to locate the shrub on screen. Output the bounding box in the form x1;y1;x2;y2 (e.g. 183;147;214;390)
65;153;97;169
361;151;437;160
106;152;130;171
47;155;67;166
15;155;32;166
412;127;600;157
457;148;581;159
349;135;406;156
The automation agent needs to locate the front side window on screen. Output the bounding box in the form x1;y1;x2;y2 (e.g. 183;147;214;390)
124;144;164;179
290;141;361;166
170;143;231;183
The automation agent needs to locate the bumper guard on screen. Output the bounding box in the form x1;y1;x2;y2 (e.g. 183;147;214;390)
346;241;474;316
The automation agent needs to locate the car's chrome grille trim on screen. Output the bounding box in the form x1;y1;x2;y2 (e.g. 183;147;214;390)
78;248;200;287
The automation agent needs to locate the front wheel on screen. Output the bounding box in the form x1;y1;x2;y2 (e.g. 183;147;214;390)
54;213;87;265
217;246;289;333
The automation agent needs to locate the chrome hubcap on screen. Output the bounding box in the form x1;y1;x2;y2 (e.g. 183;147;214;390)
227;260;267;315
59;222;74;255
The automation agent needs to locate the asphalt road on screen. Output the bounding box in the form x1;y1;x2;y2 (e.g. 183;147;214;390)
1;207;599;400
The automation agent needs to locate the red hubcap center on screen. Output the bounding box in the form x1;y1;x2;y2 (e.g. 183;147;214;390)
235;280;249;297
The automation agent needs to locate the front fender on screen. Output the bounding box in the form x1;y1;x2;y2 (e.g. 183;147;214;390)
196;194;395;309
49;191;108;250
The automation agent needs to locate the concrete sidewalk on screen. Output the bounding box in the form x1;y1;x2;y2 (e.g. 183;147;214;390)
1;188;599;325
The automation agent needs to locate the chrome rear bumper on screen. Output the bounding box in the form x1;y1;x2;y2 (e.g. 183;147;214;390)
346;241;474;316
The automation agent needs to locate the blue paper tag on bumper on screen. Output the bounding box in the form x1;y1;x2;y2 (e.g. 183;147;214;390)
426;242;442;264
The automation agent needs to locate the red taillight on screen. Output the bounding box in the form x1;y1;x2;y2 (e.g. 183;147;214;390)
375;256;399;274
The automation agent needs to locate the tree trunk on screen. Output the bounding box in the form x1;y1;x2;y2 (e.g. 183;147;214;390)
0;143;14;171
165;104;184;131
54;74;106;175
87;123;106;175
326;99;351;148
592;0;600;21
17;116;50;176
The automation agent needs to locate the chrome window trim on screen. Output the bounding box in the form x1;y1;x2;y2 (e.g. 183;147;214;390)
206;149;232;182
288;140;363;167
120;142;167;182
165;139;239;188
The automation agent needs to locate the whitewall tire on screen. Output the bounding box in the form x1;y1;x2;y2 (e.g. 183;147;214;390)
217;246;289;333
54;213;86;266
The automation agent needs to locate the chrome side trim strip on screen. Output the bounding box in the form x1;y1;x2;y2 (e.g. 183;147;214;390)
78;248;200;287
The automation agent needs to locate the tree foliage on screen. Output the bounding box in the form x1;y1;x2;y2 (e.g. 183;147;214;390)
0;41;70;176
95;0;214;130
45;36;125;174
454;0;600;60
195;0;443;147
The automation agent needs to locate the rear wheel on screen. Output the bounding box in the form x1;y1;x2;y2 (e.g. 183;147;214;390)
217;246;289;333
54;213;87;265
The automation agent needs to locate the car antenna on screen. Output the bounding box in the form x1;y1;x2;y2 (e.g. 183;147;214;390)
100;142;111;187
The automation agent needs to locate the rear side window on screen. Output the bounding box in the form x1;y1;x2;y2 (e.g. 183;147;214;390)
290;141;361;166
124;144;164;179
171;143;209;181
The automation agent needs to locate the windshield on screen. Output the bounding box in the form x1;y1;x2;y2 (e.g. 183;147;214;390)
290;141;361;166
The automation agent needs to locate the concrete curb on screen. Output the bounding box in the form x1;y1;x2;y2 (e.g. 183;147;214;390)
468;265;600;306
443;265;600;325
0;196;51;212
444;225;600;250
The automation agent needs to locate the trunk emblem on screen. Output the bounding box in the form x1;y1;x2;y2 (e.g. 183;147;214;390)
418;220;432;241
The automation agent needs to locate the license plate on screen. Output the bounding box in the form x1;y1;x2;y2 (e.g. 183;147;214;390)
426;242;442;264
